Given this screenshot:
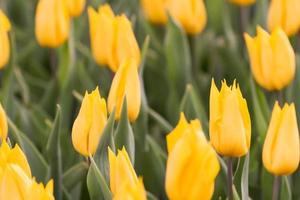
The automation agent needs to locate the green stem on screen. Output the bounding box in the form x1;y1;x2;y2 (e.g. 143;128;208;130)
227;158;233;200
272;176;281;200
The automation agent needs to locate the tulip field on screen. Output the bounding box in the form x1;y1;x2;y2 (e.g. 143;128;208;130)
1;0;300;199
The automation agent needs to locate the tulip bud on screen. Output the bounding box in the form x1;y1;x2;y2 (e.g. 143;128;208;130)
209;79;251;157
244;27;295;90
228;0;255;6
0;164;32;200
0;10;11;69
88;4;140;72
141;0;167;25
66;0;85;17
165;0;207;35
165;116;220;200
108;147;146;199
268;0;300;36
0;141;31;177
108;58;141;122
0;103;8;141
35;0;70;47
26;179;54;200
72;87;107;156
263;102;300;175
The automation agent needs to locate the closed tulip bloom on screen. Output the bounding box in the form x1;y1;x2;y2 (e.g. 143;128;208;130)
268;0;300;36
263;102;300;175
108;58;141;122
35;0;70;47
228;0;255;6
72;87;107;156
0;141;31;177
166;0;207;35
244;27;295;91
88;4;114;67
209;79;251;157
0;10;11;68
0;103;8;141
108;147;147;200
67;0;85;17
26;179;54;200
141;0;167;25
165;118;220;200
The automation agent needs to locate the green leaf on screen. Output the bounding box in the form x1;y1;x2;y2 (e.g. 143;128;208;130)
7;117;48;182
46;105;63;200
114;98;135;163
63;162;89;190
241;153;250;200
94;110;116;183
281;176;292;200
87;157;112;200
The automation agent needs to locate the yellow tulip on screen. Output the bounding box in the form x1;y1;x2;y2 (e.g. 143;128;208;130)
165;116;220;200
72;87;107;156
108;147;146;200
0;103;8;141
88;4;114;67
209;79;251;157
26;179;54;200
165;0;207;35
263;102;300;175
108;58;141;122
67;0;85;17
244;27;295;91
228;0;255;6
0;164;31;200
268;0;300;36
141;0;167;25
0;141;31;177
0;10;11;68
88;4;140;72
35;0;70;47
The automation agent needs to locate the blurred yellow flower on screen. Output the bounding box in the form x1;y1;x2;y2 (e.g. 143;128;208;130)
165;0;207;35
165;115;219;200
88;4;140;72
268;0;300;36
244;26;295;90
141;0;167;25
0;103;8;141
108;58;141;122
108;147;146;200
228;0;255;6
72;87;107;156
209;79;251;157
35;0;70;47
0;10;11;69
263;102;300;175
67;0;85;17
26;179;54;200
0;141;31;177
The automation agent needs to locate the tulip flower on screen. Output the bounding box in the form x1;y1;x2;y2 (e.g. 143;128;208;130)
0;103;8;141
26;179;54;200
141;0;167;25
108;147;146;199
35;0;70;47
165;116;220;200
228;0;255;6
0;141;31;177
209;79;251;157
72;87;107;156
263;102;300;175
67;0;85;17
268;0;300;36
0;10;11;69
88;4;140;72
165;0;207;35
244;26;295;91
108;58;141;122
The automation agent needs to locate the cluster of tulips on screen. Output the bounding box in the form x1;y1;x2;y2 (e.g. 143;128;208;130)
0;0;300;199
